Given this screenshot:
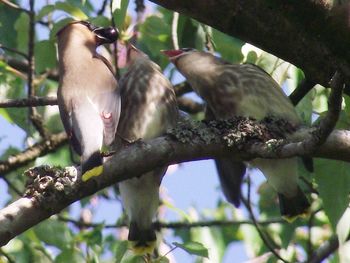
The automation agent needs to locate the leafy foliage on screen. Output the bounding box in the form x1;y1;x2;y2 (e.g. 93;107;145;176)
0;0;349;263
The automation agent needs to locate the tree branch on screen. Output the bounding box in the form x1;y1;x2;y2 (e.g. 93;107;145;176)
0;0;30;13
0;96;57;108
148;0;350;87
0;132;68;176
57;215;284;229
0;116;349;246
0;44;28;59
289;78;316;106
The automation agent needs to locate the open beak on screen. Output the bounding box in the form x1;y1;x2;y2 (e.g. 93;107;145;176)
161;49;184;58
93;26;119;45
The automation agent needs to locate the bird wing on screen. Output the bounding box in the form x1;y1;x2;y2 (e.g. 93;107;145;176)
94;89;121;146
57;96;83;155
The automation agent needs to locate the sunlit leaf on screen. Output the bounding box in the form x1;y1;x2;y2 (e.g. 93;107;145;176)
35;40;57;73
337;207;350;245
173;241;209;258
33;219;73;249
14;13;29;53
115;240;128;262
55;2;88;20
55;247;85;263
36;5;55;21
314;159;350;229
112;0;129;29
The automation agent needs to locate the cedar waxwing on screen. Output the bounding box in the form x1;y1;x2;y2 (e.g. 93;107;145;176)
163;48;310;219
116;44;178;254
57;21;120;181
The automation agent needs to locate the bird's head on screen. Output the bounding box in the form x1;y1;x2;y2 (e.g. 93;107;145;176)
162;48;219;82
57;21;119;49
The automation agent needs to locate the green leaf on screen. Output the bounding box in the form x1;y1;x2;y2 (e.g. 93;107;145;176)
14;13;29;53
337;207;350;245
121;255;144;263
35;146;71;167
212;29;244;63
173;241;209;258
33;219;73;249
55;247;85;263
36;5;55;21
35;40;57;73
54;2;88;20
112;0;130;29
115;240;128;262
50;18;75;39
314;159;350;229
0;7;20;47
76;226;103;247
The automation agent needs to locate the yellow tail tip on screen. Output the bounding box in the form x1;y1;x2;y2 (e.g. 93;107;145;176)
282;211;310;223
82;165;103;182
130;241;156;255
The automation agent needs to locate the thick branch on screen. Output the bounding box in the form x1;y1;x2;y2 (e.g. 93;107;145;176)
0;120;349;246
0;96;57;108
148;0;350;86
58;215;284;229
0;132;68;176
289;79;316;106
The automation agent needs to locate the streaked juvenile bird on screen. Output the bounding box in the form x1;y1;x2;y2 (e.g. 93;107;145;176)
163;48;310;219
57;21;120;181
116;44;179;254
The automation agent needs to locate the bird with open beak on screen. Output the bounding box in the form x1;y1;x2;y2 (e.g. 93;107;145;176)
163;48;310;220
57;21;120;181
116;44;178;255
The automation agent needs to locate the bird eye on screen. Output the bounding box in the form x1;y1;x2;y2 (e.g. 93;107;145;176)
180;48;195;52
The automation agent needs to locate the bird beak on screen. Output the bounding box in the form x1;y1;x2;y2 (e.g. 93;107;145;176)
93;26;119;45
161;49;184;59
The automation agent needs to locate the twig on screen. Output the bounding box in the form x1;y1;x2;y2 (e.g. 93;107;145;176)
289;79;316;106
171;12;180;50
0;95;205;115
0;96;57;108
0;44;28;59
203;25;215;53
97;0;108;15
0;248;16;263
308;235;339;263
135;0;145;24
0;132;68;176
110;0;120;80
26;0;48;138
58;215;283;229
0;0;30;13
242;175;289;263
2;176;22;196
27;0;35;99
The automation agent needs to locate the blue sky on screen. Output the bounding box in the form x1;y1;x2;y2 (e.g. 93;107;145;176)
0;1;273;262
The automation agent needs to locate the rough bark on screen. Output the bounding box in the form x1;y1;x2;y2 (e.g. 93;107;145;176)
149;0;350;86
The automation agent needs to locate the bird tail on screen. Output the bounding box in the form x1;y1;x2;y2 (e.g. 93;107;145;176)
128;222;157;255
278;186;310;222
81;151;103;181
215;158;246;207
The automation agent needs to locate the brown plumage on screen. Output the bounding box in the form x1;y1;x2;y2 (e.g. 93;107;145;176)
163;49;310;219
57;21;120;181
116;45;178;254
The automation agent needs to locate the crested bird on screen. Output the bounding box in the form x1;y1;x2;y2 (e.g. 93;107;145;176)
57;21;120;181
116;44;179;254
163;48;310;219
